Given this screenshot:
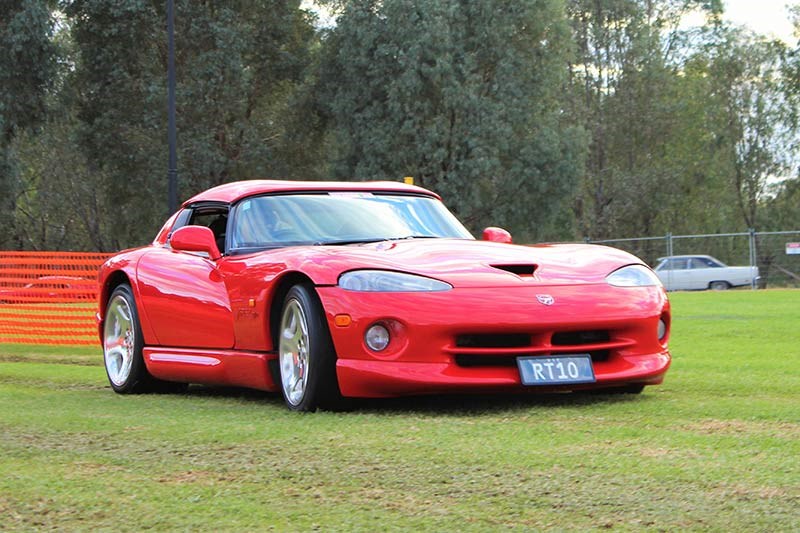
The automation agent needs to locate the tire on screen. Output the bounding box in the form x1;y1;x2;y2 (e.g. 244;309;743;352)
709;281;730;291
277;283;344;411
102;284;151;393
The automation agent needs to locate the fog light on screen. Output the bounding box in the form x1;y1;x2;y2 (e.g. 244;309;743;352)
658;318;667;341
365;324;390;351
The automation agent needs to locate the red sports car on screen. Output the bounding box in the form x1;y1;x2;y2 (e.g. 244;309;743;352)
98;180;670;411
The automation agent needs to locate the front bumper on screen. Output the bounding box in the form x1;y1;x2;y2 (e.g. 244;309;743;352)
317;284;671;398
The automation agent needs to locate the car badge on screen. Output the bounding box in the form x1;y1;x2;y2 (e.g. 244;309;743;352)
536;294;555;306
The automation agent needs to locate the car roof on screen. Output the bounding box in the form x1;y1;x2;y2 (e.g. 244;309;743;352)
183;180;439;206
656;255;715;261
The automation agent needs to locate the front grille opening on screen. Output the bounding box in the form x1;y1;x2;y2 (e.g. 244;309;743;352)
455;355;519;367
551;330;610;346
455;351;610;368
455;333;531;349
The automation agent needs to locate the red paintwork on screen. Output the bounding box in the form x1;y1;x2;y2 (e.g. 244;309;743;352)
482;226;513;244
143;347;276;390
182;179;437;206
98;179;671;398
318;285;669;397
170;225;221;260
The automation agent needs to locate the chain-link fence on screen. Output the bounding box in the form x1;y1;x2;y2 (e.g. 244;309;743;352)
585;230;800;289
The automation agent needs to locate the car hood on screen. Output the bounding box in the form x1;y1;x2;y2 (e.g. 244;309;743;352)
229;239;646;288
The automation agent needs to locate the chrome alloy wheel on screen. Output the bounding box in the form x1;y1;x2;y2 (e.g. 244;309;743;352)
104;294;135;387
279;298;310;406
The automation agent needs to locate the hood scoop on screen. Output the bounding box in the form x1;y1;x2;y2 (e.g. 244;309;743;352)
491;264;537;277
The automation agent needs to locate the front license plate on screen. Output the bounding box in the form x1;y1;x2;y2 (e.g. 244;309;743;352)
517;355;596;386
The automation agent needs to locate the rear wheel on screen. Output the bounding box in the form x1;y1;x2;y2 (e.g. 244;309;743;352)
103;284;150;393
709;281;730;291
278;284;344;411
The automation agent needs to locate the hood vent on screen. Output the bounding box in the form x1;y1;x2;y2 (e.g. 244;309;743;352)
491;264;537;277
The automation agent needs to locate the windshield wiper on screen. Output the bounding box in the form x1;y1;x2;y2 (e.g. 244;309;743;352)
314;238;389;246
314;235;442;246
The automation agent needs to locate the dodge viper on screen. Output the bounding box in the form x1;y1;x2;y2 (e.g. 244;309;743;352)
98;180;671;411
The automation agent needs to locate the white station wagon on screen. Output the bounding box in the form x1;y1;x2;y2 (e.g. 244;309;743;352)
654;255;759;291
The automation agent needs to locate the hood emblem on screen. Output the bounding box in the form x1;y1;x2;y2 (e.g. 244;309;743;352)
536;294;555;306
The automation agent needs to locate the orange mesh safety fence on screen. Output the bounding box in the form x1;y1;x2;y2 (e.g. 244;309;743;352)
0;251;114;345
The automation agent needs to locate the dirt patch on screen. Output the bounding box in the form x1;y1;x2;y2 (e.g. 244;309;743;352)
686;419;800;438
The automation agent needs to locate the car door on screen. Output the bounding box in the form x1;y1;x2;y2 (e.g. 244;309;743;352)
686;257;717;290
658;258;690;290
135;205;235;349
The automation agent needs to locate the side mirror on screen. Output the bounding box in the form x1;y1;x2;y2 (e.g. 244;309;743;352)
482;227;513;244
170;225;221;260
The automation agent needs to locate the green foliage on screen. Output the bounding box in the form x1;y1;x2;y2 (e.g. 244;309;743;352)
565;0;799;240
0;0;56;142
704;28;796;229
11;113;114;250
567;0;743;239
65;0;316;248
0;0;58;248
2;0;799;251
320;0;584;240
764;178;800;231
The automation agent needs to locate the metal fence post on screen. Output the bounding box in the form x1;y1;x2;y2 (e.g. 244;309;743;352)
666;233;673;258
749;228;757;289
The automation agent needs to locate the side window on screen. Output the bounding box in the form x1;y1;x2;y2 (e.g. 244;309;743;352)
693;257;718;269
186;206;229;254
667;258;688;270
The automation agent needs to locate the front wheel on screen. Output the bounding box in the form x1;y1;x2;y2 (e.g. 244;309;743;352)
103;284;150;393
709;281;730;291
278;284;344;411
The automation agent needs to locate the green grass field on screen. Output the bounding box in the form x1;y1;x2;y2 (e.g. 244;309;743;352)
1;290;798;531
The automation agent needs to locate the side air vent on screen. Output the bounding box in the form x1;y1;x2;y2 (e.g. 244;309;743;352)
491;264;537;277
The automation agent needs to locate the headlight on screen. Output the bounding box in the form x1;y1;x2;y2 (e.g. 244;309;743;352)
339;270;452;292
606;265;661;287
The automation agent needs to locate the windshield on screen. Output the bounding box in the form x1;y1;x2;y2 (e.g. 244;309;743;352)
229;193;473;251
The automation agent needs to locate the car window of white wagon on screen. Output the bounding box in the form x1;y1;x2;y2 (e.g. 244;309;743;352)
690;257;725;268
229;193;473;252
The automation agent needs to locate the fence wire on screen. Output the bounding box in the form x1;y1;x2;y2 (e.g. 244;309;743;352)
588;230;800;288
1;231;798;347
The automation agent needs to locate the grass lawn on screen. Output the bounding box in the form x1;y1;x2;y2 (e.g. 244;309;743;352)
1;290;798;531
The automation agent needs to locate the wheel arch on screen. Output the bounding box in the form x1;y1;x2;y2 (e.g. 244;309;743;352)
100;271;130;307
267;271;318;351
98;264;158;346
98;270;131;343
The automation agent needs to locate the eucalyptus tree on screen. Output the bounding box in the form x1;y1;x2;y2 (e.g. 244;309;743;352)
319;0;584;240
566;0;727;238
706;28;797;230
66;0;316;249
0;0;58;248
